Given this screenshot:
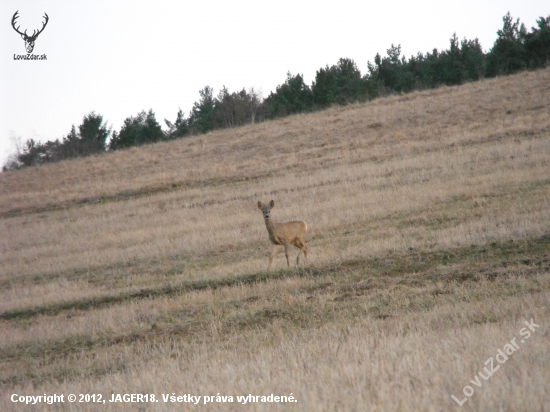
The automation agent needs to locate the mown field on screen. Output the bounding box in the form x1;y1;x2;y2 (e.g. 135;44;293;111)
1;68;549;411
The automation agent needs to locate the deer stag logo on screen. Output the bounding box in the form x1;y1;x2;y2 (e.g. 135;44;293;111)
11;11;49;54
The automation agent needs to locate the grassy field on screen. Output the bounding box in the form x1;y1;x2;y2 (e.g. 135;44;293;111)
1;68;549;411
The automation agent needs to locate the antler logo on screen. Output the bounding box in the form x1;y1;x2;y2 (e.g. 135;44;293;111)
11;11;49;54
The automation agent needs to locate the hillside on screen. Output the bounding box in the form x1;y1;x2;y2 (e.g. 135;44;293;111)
1;68;549;411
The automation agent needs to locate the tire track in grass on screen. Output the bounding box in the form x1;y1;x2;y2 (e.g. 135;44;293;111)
2;234;548;322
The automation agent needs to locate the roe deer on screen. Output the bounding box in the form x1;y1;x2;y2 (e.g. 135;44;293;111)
257;200;308;270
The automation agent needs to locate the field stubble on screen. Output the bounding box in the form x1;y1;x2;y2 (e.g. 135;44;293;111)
1;69;549;411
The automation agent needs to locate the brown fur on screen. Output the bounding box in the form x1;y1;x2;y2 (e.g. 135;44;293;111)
258;200;308;270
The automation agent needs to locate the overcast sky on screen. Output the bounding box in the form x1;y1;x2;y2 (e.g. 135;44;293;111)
1;0;548;167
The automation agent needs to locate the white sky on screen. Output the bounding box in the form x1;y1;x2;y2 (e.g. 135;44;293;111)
1;0;548;166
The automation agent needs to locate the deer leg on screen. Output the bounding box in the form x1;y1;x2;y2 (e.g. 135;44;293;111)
296;239;307;263
292;239;303;265
268;244;277;270
283;242;290;267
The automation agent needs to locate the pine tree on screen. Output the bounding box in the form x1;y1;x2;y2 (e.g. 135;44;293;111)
486;12;527;76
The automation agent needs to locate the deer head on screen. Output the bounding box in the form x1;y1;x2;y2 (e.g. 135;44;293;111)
257;200;275;220
11;11;49;54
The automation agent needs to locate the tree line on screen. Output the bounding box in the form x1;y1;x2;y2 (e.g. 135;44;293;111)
5;12;549;170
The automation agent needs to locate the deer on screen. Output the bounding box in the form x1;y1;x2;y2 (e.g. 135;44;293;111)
257;200;308;270
11;11;49;54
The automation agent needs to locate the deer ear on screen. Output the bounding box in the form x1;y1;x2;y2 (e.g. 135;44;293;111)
269;200;275;208
257;201;262;209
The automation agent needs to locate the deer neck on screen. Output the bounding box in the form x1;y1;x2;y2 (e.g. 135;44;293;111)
264;218;277;237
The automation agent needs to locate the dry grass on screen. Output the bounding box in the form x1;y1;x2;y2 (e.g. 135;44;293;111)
1;68;549;411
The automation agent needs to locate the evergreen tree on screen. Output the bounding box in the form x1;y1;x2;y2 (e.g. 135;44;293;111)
523;16;550;69
440;33;465;85
189;86;217;134
458;38;486;81
486;12;527;76
109;109;164;150
435;34;485;85
367;44;415;93
165;108;189;138
263;72;314;118
78;112;111;153
312;58;366;108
